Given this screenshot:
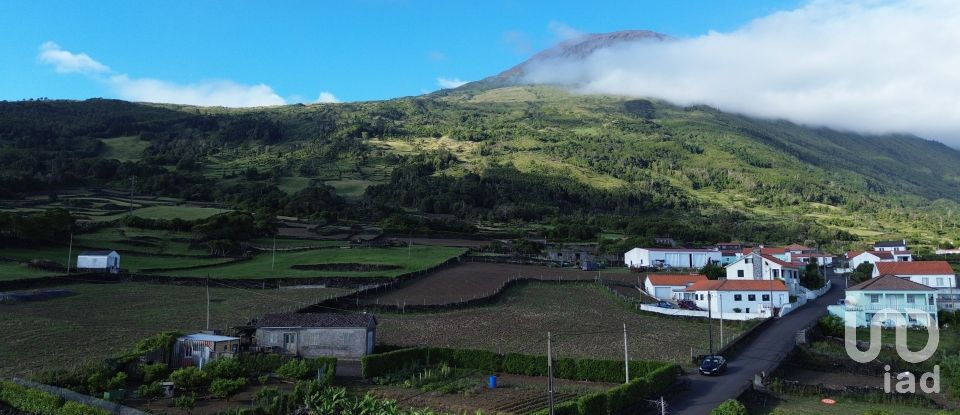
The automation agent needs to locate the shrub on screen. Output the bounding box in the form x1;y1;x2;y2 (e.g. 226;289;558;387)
56;401;110;415
361;348;429;378
173;394;196;409
169;367;211;393
710;399;747;415
83;366;118;394
205;358;245;379
209;377;248;399
136;382;164;401
237;353;287;375
818;314;845;337
276;360;310;380
275;358;336;384
427;348;498;371
577;392;608;415
502;353;547;376
258;374;270;385
0;381;63;415
139;363;169;383
105;372;127;390
862;410;894;415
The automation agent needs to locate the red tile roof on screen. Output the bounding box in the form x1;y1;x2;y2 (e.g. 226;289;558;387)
761;254;800;268
685;279;787;292
848;274;935;291
875;261;955;276
848;250;893;260
647;274;708;286
742;247;786;255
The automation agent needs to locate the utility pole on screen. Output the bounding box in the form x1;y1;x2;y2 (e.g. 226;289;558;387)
547;331;555;415
623;323;630;383
65;231;73;274
128;176;136;216
271;234;277;272
707;291;714;355
660;396;667;415
719;292;724;348
206;277;211;330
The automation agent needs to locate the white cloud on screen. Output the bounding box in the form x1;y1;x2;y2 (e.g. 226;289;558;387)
436;77;468;89
523;0;960;144
548;21;584;40
39;42;287;107
108;75;285;107
315;91;340;103
38;42;110;74
502;30;534;55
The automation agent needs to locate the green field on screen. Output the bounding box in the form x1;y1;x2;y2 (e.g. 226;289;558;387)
0;246;233;276
130;205;230;220
247;237;346;249
0;282;348;376
72;227;205;256
325;179;378;199
0;261;62;281
159;245;466;279
99;136;150;161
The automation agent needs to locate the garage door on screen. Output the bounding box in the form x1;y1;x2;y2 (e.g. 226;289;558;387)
654;287;673;300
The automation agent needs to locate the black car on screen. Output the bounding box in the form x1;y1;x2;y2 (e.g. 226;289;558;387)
699;355;727;376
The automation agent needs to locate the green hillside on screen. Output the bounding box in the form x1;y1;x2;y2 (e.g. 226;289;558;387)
2;86;959;249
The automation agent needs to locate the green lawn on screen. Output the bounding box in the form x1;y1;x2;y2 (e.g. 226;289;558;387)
158;245;466;279
99;136;149;161
325;179;377;199
751;395;942;414
276;176;313;194
248;238;346;249
0;282;348;376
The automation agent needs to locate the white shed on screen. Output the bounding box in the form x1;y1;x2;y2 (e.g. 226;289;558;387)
624;247;721;269
76;250;120;274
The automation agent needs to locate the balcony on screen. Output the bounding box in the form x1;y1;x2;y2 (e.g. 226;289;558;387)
842;304;937;313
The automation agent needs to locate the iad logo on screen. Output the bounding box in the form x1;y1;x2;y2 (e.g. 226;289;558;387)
844;308;940;394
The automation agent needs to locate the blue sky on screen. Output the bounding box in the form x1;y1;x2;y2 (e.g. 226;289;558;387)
0;0;801;104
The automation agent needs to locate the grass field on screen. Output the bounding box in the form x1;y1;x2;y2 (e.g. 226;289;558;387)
325;179;377;199
0;261;62;281
749;394;942;414
247;238;346;249
0;282;348;376
130;205;230;220
158;245;466;279
99;136;149;161
0;246;233;276
73;227;205;256
377;283;749;364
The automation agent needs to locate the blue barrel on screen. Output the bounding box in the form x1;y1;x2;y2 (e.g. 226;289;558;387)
488;375;497;389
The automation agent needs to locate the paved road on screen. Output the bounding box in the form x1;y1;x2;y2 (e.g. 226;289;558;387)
666;272;845;415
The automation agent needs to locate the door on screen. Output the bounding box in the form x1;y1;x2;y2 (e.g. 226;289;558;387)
655;287;673;300
283;332;297;355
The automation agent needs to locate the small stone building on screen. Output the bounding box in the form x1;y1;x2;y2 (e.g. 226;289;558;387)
76;250;120;274
256;313;376;359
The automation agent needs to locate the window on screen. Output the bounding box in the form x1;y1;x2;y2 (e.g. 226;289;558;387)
870;295;880;303
907;295;915;304
748;294;756;301
937;277;945;287
734;294;742;301
745;258;752;264
746;308;750;313
772;269;779;279
762;294;770;301
737;270;744;278
922;277;930;286
929;296;935;306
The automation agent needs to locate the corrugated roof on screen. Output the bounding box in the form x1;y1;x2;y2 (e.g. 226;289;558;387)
647;274;708;286
685;279;787;292
875;261;955;276
258;312;377;328
742;247;787;255
874;240;907;248
848;274;936;291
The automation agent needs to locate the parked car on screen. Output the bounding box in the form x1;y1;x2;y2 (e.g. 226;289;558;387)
699;355;727;376
677;300;701;310
655;301;675;309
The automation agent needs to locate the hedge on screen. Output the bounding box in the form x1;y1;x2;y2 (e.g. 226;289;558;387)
275;357;337;385
523;364;681;415
361;348;429;378
0;381;110;415
426;348;499;372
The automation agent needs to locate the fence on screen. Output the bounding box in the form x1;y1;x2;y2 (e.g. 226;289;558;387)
8;378;149;415
637;304;766;321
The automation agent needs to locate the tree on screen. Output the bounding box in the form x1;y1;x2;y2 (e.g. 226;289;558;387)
800;258;824;290
850;263;874;284
700;262;726;280
710;399;747;415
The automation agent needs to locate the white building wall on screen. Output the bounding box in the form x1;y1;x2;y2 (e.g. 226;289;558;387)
688;290;789;315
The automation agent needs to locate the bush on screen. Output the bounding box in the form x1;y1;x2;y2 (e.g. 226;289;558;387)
136;382;164;401
169;367;211;393
173;394;196;409
427;348;499;371
577;392;607;415
138;362;169;384
105;372;127;390
205;358;245;379
275;358;336;384
209;377;248;399
361;348;429;378
258;374;270;385
502;353;547;376
710;399;747;415
818;314;845;337
56;401;110;415
0;381;63;415
83;366;118;395
237;353;287;375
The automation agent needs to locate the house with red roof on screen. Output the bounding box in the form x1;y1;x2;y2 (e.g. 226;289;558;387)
683;279;789;316
847;249;912;269
724;252;803;296
872;261;959;310
644;274;708;300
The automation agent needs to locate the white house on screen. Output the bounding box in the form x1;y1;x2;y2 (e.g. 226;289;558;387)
682;279;789;316
828;274;937;327
644;274;708;300
874;261;959;310
624;248;721;269
874;240;908;252
716;243;744;265
725;252;803;295
792;253;834;267
76;250;120;274
847;250;912;270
